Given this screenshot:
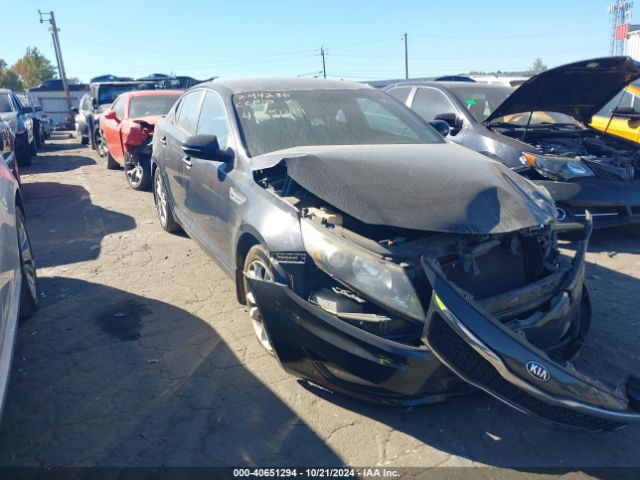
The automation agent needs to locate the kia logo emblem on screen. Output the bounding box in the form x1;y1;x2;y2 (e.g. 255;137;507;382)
526;361;550;382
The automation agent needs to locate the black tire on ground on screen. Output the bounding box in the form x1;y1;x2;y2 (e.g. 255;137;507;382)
124;153;151;191
34;124;42;148
242;244;276;353
14;134;31;167
16;209;38;318
91;127;99;151
81;135;89;145
153;168;180;233
28;138;37;157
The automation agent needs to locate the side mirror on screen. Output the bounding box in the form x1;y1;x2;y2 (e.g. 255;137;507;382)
71;107;79;114
434;112;463;130
181;134;231;161
103;109;119;121
429;119;450;137
34;105;43;112
20;106;33;114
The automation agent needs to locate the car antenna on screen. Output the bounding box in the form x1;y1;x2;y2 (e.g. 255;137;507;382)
602;89;627;136
521;76;544;141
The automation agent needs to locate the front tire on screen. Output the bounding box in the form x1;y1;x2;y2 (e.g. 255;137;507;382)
16;209;38;318
153;168;179;233
124;153;151;190
243;245;275;353
15;134;31;167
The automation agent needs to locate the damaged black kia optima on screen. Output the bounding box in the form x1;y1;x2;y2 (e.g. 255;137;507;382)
151;78;640;432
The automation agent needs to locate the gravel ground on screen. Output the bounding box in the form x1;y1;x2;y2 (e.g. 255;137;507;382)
0;134;639;474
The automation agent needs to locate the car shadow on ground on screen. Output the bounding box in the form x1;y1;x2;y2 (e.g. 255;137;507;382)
22;154;96;174
0;277;342;467
297;255;640;471
20;182;136;268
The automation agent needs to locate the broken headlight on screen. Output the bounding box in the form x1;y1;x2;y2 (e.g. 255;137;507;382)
300;220;425;321
520;152;595;181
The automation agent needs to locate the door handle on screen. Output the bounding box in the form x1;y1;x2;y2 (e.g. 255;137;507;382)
182;156;193;169
160;136;167;146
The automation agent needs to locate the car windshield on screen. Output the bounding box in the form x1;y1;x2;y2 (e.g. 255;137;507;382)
446;84;515;122
446;84;583;126
233;88;442;157
0;95;12;113
129;95;180;118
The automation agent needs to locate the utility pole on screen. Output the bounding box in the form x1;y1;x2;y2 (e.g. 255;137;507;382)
403;33;409;79
608;1;634;55
320;46;327;79
38;10;72;112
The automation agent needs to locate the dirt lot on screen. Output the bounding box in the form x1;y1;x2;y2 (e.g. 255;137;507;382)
0;134;639;472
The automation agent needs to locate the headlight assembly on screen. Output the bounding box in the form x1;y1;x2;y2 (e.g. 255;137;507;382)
520;152;595;181
301;220;425;321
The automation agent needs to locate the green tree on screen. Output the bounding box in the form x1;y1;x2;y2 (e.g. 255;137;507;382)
531;57;547;74
0;59;24;90
10;47;56;89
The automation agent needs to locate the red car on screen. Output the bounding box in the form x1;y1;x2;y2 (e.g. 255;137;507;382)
99;90;181;190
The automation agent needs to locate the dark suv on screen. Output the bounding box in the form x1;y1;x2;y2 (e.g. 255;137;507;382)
0;89;36;167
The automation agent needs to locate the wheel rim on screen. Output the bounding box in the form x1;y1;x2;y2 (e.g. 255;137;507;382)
17;218;37;299
125;158;143;187
97;132;107;158
154;171;168;226
245;259;274;351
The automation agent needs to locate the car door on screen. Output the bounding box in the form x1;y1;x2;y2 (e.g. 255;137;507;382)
161;90;204;226
102;96;126;163
185;90;235;268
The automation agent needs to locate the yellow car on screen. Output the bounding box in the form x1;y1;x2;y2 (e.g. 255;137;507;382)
591;83;640;142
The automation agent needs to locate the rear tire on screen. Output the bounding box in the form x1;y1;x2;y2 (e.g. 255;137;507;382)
28;138;37;157
16;209;38;318
153;168;180;233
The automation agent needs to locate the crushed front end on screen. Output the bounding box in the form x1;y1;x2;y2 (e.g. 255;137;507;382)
246;200;640;431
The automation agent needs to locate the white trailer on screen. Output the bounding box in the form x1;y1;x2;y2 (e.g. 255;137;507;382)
23;89;87;127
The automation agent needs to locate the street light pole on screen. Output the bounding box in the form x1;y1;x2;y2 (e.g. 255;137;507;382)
403;33;409;79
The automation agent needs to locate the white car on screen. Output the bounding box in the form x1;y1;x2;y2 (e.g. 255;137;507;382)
0;156;38;415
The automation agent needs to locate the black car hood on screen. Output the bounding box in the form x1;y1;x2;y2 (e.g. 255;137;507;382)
251;144;555;234
483;56;640;125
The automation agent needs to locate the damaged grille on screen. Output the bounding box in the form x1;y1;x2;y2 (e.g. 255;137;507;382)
427;313;624;432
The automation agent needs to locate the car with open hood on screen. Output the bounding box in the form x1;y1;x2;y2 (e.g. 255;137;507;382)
385;57;640;229
151;77;640;432
99;90;182;190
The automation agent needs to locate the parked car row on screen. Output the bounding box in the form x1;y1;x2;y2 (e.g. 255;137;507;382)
63;55;640;432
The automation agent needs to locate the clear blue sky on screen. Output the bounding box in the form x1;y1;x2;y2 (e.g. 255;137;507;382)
1;0;631;82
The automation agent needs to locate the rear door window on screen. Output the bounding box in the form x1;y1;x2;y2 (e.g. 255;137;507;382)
386;87;412;104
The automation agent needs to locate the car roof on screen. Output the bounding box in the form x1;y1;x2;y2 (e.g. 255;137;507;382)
201;77;370;94
387;81;512;90
119;90;183;99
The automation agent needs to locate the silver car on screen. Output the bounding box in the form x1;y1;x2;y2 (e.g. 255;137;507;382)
0;157;38;415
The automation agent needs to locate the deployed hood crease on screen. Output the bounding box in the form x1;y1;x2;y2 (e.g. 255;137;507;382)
252;144;555;234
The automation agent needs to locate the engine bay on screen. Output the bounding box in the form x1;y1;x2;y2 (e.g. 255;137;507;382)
512;129;640;181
